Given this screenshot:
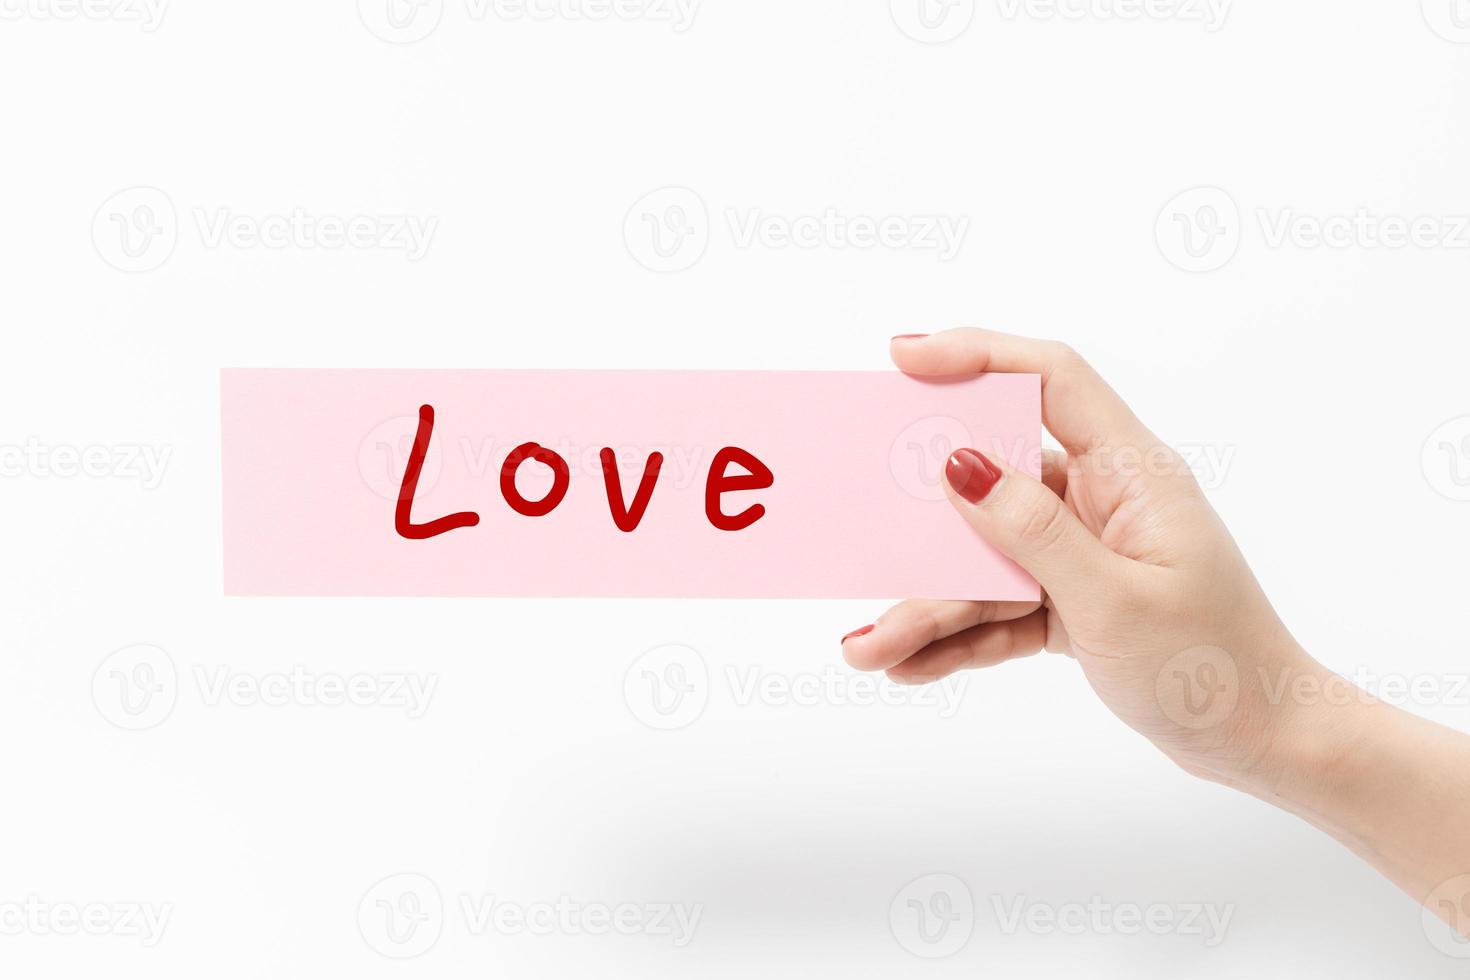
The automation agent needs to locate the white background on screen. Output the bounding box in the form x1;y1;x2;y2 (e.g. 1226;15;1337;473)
3;0;1470;976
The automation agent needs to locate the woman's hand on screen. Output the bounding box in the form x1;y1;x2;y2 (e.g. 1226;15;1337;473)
842;327;1321;791
841;328;1470;939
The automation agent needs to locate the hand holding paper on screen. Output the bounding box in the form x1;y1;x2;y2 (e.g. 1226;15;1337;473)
842;328;1470;942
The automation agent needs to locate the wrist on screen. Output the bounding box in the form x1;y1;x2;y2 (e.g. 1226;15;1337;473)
1238;658;1384;833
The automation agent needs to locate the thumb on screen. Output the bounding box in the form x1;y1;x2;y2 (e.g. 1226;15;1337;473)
944;448;1122;608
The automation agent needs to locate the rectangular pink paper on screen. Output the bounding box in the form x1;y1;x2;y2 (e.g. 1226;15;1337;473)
220;369;1040;599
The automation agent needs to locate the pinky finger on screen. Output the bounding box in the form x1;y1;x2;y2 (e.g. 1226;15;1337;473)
884;608;1048;685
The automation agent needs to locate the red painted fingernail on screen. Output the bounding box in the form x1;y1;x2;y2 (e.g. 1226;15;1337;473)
891;333;928;340
947;449;1002;504
842;625;875;643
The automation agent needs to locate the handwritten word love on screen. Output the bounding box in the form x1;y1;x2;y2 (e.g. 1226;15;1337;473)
394;405;773;539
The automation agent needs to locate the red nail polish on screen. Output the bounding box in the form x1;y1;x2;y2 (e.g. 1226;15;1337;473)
947;449;1002;503
842;625;874;643
891;333;929;340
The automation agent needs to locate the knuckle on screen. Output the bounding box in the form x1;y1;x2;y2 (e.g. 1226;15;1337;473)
963;622;1006;666
1047;341;1086;370
1016;496;1071;551
916;604;945;645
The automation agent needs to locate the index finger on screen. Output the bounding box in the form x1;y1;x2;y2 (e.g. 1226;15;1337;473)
890;328;1153;457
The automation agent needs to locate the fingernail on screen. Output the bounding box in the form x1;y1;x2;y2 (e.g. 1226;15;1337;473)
947;449;1002;504
891;333;928;340
842;625;874;643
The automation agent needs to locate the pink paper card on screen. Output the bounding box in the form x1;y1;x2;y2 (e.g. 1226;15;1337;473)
220;369;1040;599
